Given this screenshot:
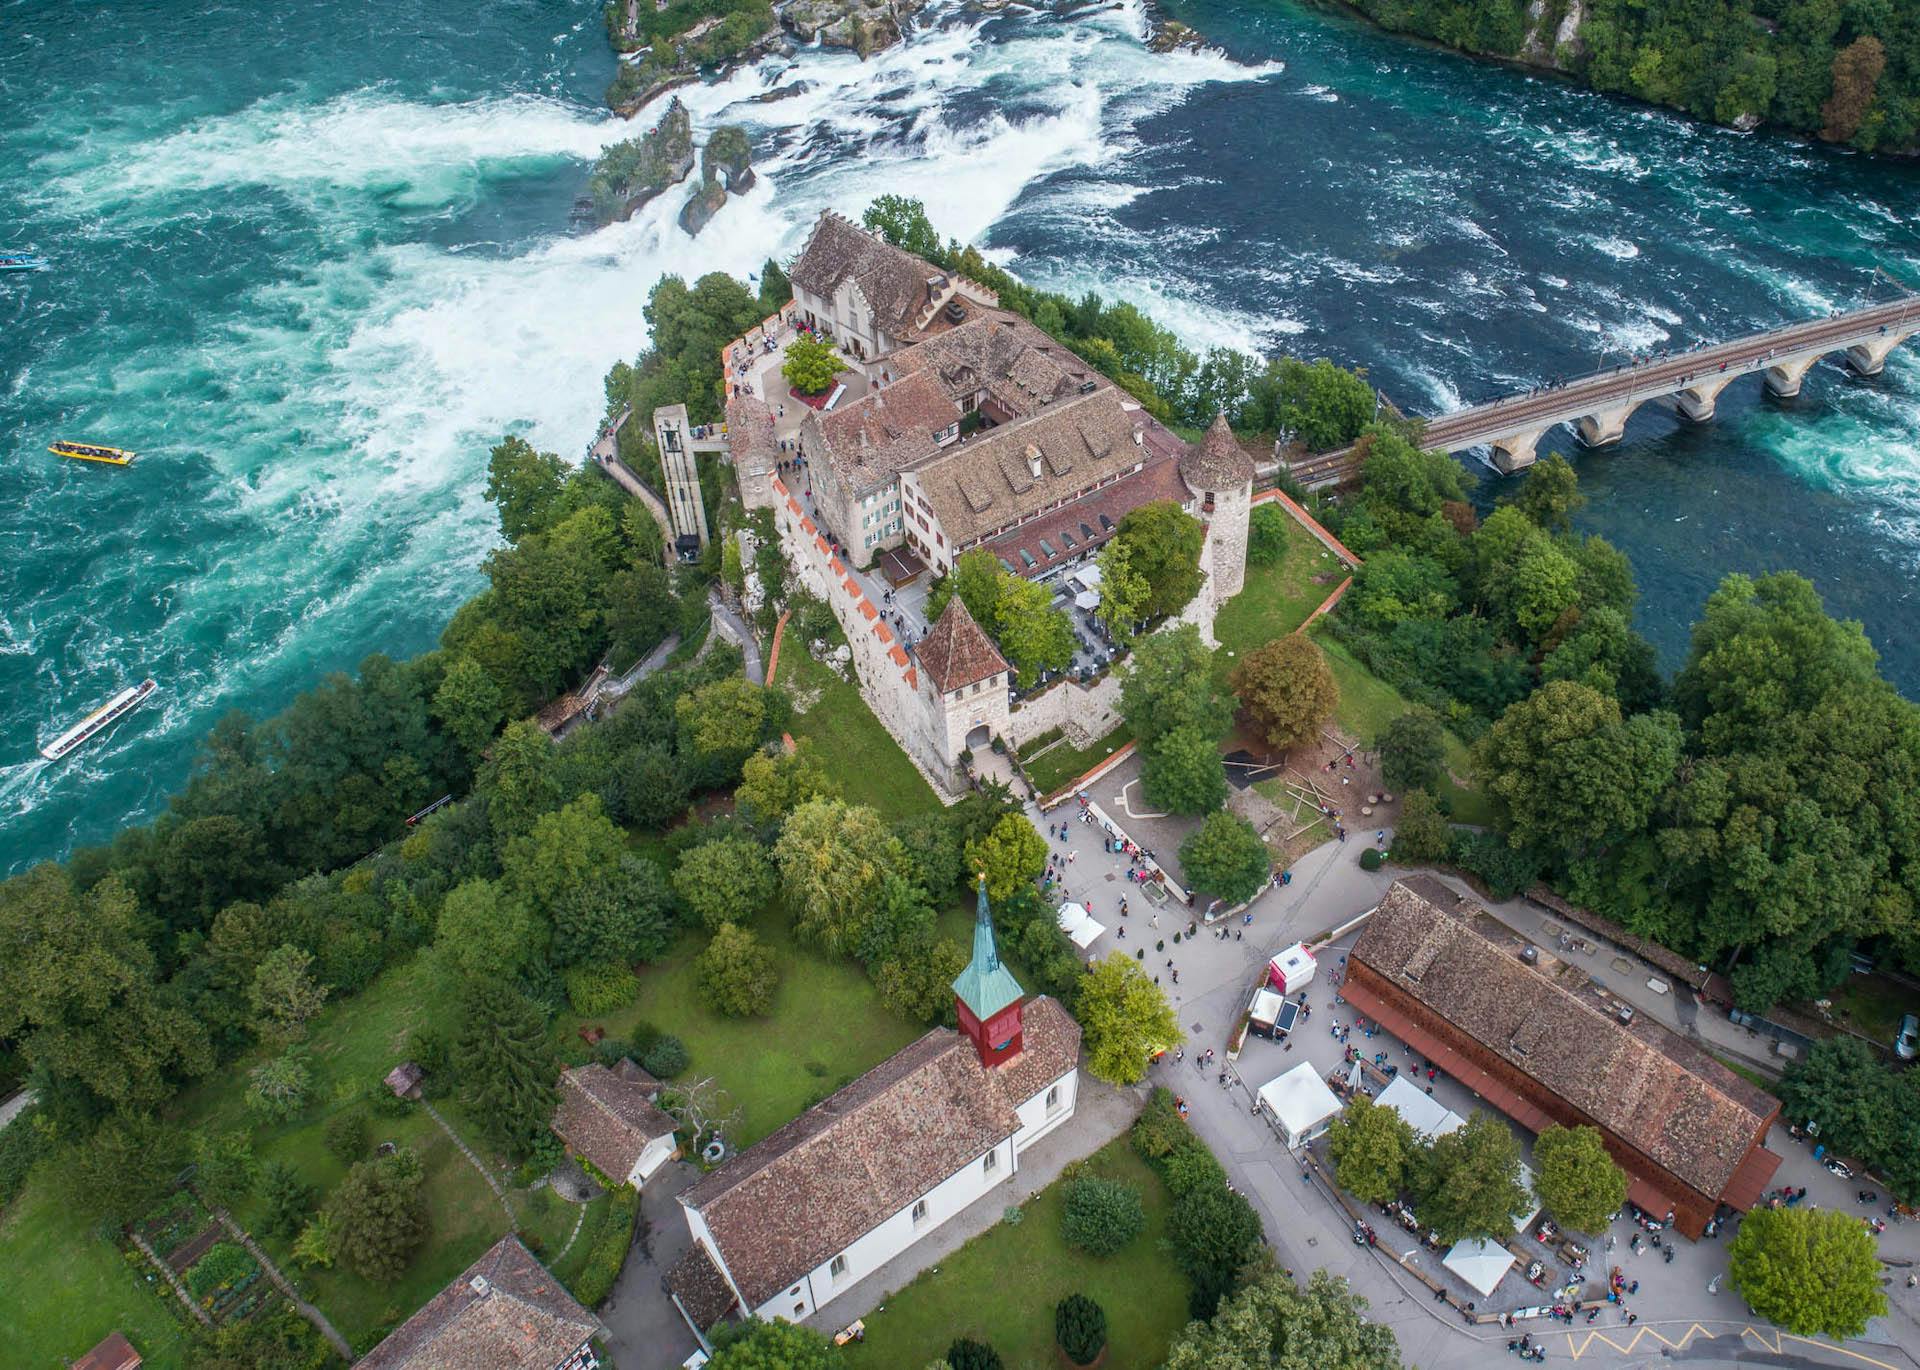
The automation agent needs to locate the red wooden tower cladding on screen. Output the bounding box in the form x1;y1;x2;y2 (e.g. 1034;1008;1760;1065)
952;874;1027;1068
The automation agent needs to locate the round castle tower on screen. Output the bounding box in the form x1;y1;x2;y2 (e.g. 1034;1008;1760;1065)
1180;412;1256;606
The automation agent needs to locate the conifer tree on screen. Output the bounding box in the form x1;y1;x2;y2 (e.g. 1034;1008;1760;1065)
455;979;555;1158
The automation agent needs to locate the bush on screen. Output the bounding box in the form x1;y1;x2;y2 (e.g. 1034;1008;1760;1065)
570;1184;641;1307
946;1338;1005;1370
1247;502;1290;566
1359;847;1384;872
641;1034;690;1080
185;1241;254;1299
1449;829;1541;901
324;1109;368;1164
1168;1183;1264;1318
1061;1176;1147;1256
1161;1143;1228;1199
1130;1088;1190;1163
1056;1293;1109;1366
565;960;639;1015
258;1161;316;1240
0;1105;53;1209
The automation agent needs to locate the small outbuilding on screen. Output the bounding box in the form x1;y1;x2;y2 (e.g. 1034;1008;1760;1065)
383;1062;424;1101
1248;987;1299;1039
1265;942;1317;995
553;1059;680;1188
72;1332;141;1370
1256;1062;1343;1149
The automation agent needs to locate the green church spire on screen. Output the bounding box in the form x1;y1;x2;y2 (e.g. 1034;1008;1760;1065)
952;873;1025;1023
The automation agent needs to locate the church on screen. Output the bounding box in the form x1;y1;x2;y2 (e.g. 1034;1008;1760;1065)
664;879;1081;1341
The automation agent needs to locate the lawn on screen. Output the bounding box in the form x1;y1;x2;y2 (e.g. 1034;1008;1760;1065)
1310;632;1494;827
0;1177;189;1370
778;632;942;823
556;917;929;1150
1213;511;1348;682
1022;722;1134;797
843;1140;1190;1370
1824;975;1920;1046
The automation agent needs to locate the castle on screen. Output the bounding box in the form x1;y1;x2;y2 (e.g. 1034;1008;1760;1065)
726;211;1253;796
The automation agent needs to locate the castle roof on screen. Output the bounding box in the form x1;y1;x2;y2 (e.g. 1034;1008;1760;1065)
813;371;962;494
890;308;1106;419
1181;412;1255;490
953;875;1026;1023
916;595;1008;695
789;211;943;343
679;998;1079;1309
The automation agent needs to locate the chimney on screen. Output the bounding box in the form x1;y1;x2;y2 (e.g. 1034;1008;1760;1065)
469;1275;493;1299
1025;444;1043;479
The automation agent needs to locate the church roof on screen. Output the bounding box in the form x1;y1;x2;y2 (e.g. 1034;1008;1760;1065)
916;595;1007;695
953;875;1025;1022
679;998;1079;1309
1180;412;1255;491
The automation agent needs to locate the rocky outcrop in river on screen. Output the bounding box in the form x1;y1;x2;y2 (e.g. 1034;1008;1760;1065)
779;0;929;57
679;126;755;237
587;98;696;225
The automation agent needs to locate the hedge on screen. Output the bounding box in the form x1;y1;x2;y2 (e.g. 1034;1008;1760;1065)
569;1184;641;1307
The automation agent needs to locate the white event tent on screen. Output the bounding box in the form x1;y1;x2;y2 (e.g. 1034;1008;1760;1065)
1256;1062;1343;1149
1056;901;1106;950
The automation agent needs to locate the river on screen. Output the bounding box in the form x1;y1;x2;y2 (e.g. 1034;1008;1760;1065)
2;0;1916;871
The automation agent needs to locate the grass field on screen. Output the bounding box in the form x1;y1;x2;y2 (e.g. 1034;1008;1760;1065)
843;1140;1189;1370
779;635;942;823
1213;512;1348;683
1825;975;1920;1046
1022;723;1134;797
558;917;930;1150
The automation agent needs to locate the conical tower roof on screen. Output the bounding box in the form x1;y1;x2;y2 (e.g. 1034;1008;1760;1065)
1181;411;1255;490
952;874;1025;1023
918;595;1008;695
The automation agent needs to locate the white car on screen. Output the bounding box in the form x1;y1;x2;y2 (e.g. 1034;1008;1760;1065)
1896;1013;1918;1061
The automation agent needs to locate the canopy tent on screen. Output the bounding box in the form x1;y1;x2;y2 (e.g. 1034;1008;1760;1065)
1377;1075;1467;1140
1442;1239;1515;1298
1056;901;1106;950
1073;589;1101;611
1068;563;1103;595
1256;1062;1343;1149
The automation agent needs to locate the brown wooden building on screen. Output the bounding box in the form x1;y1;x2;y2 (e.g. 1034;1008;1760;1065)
1343;877;1781;1238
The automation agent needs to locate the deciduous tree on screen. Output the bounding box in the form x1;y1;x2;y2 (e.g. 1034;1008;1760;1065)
1095;537;1151;637
1120;624;1232;748
1114;501;1205;618
774;798;900;954
1502;451;1586;534
1246;502;1290;567
485;435;567;545
1164;1269;1404;1370
705;1318;844;1370
432;655;505;758
1532;1124;1627;1233
675;837;778;929
676;677;769;761
1231;635;1338;753
1390;789;1452;863
781;335;849;396
1141;724;1228;816
249;944;327;1044
965;814;1047;904
1326;1094;1418;1206
1179;812;1271;905
1729;1206;1886;1338
1410;1112;1531;1245
696;923;779;1017
735;741;838;825
1375;707;1447;793
434;879;541;983
1168;1181;1264;1318
1078;954;1183;1085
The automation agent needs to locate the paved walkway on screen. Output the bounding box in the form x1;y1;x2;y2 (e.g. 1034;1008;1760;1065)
603;1163;702;1370
804;1074;1142;1337
707;587;764;684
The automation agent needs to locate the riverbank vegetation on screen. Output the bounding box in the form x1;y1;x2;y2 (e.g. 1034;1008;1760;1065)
604;0;775;111
1330;0;1920;152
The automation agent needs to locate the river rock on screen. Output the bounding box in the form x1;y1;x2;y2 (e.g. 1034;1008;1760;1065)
679;177;730;236
780;0;929;57
1146;19;1205;53
589;97;696;224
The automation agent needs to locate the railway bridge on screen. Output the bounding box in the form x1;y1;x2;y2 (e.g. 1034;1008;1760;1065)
1288;297;1920;488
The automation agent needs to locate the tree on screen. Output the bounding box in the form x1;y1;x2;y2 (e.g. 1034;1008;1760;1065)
1502;452;1586;534
965;814;1047;904
697;923;779;1017
434;879;540;983
676;677;768;760
1375;707;1446;793
1410;1112;1530;1245
324;1108;368;1164
552;854;676;967
1061;1176;1146;1255
259;1160;317;1239
1390;789;1451;863
246;1050;313;1121
1078;954;1183;1085
1142;724;1228;816
249;944;327;1044
1095;536;1151;637
433;654;505;758
1164;1269;1404;1370
1473;681;1681;856
675;837;778;929
455;979;554;1158
875;938;968;1025
1325;1095;1417;1206
1246;502;1290;567
992;576;1075;679
735;742;838;825
326;1146;428;1284
1778;1037;1899;1169
1120;624;1232;748
925;549;1007;630
1531;1124;1627;1233
862;194;943;259
705;1317;845;1369
504;792;625;917
53;1113;184;1224
1728;1207;1886;1338
1168;1182;1264;1318
1231;636;1338;753
1180;812;1271;904
605;563;679;666
1114;502;1205;618
193;1129;258;1211
477;720;560;843
774;798;900;955
485;434;567;544
1258;357;1376;452
757;256;791;316
1344;550;1458;631
291;1211;336;1270
1055;1293;1108;1367
946;1339;1004;1370
1821;36;1886;144
781;334;849;396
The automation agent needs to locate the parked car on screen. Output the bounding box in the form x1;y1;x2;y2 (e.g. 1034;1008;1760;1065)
1896;1013;1918;1061
1825;1157;1855;1180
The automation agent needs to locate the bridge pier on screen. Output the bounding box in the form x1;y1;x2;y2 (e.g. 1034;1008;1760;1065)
1487;428;1544;475
1672;372;1739;421
1764;353;1819;398
1845;328;1917;377
1574;400;1640;447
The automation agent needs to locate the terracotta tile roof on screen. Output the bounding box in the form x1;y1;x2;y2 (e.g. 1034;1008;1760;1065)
813;371;961;495
356;1236;600;1370
1352;878;1775;1198
916;595;1008;695
981;452;1189;575
890;309;1105;419
789;211;942;342
1180;412;1255;490
552;1060;676;1181
666;1242;739;1333
680;997;1079;1309
913;388;1152;551
72;1333;140;1370
725;394;779;479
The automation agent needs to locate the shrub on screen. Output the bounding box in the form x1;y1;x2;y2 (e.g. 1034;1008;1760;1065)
244;1049;312;1121
324;1108;368;1164
1061;1176;1147;1256
185;1241;254;1299
1131;1087;1190;1162
945;1338;1005;1370
1168;1183;1264;1318
1161;1143;1228;1199
1056;1293;1109;1366
570;1184;641;1307
641;1034;690;1080
565;960;639;1015
1448;829;1541;901
1359;846;1384;872
1247;502;1290;566
258;1161;316;1240
696;923;778;1017
0;1104;52;1209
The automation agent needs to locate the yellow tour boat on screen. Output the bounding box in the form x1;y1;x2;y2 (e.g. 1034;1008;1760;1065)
50;440;137;466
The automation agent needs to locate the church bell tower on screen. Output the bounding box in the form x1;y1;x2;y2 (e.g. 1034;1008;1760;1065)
952;875;1026;1068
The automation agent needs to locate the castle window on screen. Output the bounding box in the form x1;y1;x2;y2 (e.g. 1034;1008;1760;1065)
1046;1084;1062;1113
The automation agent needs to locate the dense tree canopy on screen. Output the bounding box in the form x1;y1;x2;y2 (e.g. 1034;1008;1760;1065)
1165;1270;1404;1370
1325;1095;1417;1206
1410;1112;1532;1245
1078;955;1183;1084
1179;812;1273;905
1531;1124;1628;1233
1231;635;1339;753
1113;502;1206;619
1728;1207;1887;1338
